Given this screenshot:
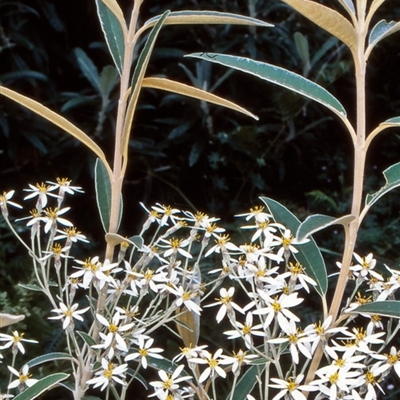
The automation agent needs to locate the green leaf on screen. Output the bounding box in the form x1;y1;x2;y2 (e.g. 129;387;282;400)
121;10;170;168
229;364;266;400
13;373;69;400
18;283;44;292
367;20;400;58
74;48;100;92
77;331;97;347
95;0;126;75
296;214;355;242
260;197;328;296
365;162;400;208
350;301;400;318
99;65;118;98
94;158;123;232
187;53;347;118
294;32;310;75
27;352;74;368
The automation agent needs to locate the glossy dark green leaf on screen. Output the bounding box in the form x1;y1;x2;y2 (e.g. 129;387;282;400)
13;373;69;400
350;301;400;318
260;197;328;296
95;0;125;75
187;53;347;118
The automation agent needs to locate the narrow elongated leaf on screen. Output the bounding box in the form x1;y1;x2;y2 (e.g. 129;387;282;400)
282;0;356;51
18;283;44;292
95;0;126;75
296;214;355;242
365;162;400;208
367;20;400;59
142;77;258;120
187;53;347;118
229;363;266;400
13;373;69;400
121;11;170;168
94;158;123;232
260;197;327;296
337;0;355;16
142;10;273;31
27;352;74;368
369;0;386;19
74;48;100;92
0;86;111;176
350;301;400;318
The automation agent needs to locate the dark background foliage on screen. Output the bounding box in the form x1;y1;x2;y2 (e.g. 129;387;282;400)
1;0;400;398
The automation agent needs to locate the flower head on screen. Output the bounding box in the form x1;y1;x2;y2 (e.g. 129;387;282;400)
0;331;38;355
49;302;90;330
86;358;127;391
125;335;163;369
8;364;38;390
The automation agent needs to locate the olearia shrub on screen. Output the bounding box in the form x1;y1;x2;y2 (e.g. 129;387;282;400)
1;1;400;400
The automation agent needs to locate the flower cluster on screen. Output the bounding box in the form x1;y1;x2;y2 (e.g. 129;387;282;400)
1;184;400;400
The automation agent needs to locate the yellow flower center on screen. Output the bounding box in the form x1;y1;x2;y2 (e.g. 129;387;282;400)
109;324;118;333
139;348;148;357
329;372;339;384
57;177;71;186
36;182;50;193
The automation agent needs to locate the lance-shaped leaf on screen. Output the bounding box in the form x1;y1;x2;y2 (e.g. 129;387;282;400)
95;158;123;232
296;214;355;242
141;10;272;34
368;0;387;21
0;86;111;177
121;11;170;170
260;197;327;296
281;0;356;53
349;301;400;318
13;373;69;400
228;363;266;400
365;161;400;209
337;0;355;19
74;48;101;92
366;20;400;59
187;53;347;119
27;353;74;368
142;77;258;120
95;0;126;75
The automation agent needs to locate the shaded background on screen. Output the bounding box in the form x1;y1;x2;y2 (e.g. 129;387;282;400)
1;0;400;398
